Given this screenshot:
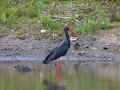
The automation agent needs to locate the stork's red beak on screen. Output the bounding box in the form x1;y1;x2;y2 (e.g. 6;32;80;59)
68;28;78;37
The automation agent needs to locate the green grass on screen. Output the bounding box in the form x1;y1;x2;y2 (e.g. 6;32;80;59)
0;0;120;38
116;14;120;21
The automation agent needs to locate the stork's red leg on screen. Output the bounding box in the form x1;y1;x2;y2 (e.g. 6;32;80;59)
56;60;62;73
56;60;62;85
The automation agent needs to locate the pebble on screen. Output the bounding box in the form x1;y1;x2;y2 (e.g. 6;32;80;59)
103;47;108;50
78;51;86;56
41;30;48;34
70;37;78;42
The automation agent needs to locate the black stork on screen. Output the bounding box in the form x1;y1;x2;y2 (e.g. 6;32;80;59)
42;26;77;72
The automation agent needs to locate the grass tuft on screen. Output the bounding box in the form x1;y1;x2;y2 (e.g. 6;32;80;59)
0;0;120;38
116;14;120;21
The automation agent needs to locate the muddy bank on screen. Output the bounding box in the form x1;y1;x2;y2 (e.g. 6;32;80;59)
0;27;120;61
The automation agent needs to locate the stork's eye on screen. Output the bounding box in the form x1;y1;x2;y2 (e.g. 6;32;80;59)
65;26;70;30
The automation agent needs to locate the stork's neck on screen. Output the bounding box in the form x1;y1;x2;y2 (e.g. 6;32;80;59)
64;29;69;39
64;29;70;47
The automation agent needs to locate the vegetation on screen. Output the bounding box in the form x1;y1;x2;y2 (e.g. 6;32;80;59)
0;0;120;38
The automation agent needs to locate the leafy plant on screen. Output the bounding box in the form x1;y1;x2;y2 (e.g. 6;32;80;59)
115;14;120;21
0;0;120;38
39;14;51;26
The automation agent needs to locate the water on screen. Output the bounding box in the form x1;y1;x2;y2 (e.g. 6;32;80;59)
0;60;120;90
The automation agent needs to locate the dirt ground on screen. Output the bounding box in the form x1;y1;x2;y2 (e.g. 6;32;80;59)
0;27;120;61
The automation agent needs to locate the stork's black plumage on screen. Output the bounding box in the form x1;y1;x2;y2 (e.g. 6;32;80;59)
42;26;77;64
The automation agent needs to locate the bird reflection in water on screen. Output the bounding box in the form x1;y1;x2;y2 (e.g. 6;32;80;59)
43;78;66;90
56;60;62;85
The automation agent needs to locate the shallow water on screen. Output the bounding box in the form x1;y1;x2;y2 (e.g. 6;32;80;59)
0;60;120;90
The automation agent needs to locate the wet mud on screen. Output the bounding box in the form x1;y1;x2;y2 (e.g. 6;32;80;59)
12;64;35;73
0;27;120;61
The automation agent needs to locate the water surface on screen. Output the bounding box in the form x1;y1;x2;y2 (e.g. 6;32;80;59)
0;60;120;90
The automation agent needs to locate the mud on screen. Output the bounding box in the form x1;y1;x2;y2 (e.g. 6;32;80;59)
0;27;120;61
12;64;35;73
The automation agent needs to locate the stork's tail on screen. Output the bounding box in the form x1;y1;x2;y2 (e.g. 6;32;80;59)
42;59;50;64
42;60;47;64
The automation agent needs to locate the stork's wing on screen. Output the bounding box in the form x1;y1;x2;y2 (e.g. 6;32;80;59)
42;45;69;64
42;46;59;64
